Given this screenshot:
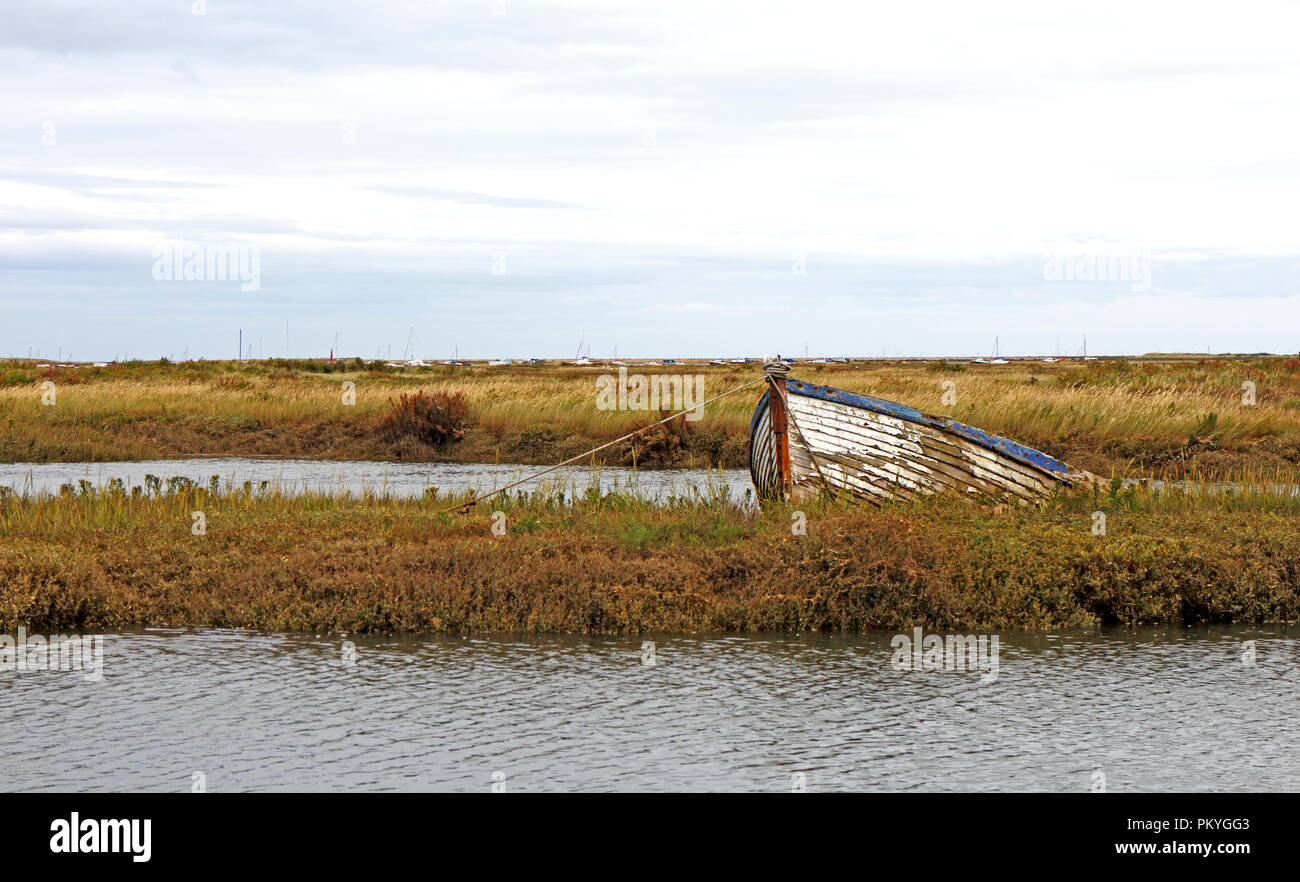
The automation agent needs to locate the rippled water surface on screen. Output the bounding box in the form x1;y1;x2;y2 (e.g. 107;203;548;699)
0;458;751;501
2;627;1296;792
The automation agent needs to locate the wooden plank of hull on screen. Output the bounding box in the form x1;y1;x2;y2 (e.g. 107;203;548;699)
787;395;1058;500
786;395;1061;502
748;377;1084;504
748;390;781;498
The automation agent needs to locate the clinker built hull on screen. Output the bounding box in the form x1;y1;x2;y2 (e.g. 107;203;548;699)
748;376;1090;504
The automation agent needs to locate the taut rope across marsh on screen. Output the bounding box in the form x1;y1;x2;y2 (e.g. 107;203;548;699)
434;374;767;515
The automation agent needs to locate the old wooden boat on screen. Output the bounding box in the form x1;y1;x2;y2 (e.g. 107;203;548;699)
749;362;1090;504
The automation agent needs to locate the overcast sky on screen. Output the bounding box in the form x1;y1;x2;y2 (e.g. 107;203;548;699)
3;0;1299;360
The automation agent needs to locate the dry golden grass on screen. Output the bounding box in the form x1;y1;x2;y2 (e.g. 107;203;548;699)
1;356;1298;476
0;366;753;435
804;360;1300;445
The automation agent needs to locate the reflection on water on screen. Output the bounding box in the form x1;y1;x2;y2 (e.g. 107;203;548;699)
6;459;1295;506
1;626;1295;792
0;458;752;502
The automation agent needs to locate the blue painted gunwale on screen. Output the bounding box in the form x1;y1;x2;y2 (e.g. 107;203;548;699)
782;378;1072;477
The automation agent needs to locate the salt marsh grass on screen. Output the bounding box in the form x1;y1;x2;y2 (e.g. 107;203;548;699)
3;473;1299;634
1;356;1298;477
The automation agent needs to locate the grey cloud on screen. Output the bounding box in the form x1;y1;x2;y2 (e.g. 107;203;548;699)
0;208;309;238
0;168;230;190
0;1;660;73
365;184;590;209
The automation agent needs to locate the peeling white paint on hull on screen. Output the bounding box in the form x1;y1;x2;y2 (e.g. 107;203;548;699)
749;376;1090;504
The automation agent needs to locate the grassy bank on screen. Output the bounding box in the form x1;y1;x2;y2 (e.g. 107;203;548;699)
3;479;1299;633
3;356;1300;478
0;358;750;469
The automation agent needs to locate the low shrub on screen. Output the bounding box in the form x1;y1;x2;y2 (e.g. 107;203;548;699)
377;390;470;446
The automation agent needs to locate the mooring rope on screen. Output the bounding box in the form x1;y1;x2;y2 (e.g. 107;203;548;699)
434;375;768;515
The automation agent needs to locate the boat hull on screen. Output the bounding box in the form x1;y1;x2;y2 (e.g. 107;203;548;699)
749;377;1088;504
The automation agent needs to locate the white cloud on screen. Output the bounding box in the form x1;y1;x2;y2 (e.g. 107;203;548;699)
2;0;1299;358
